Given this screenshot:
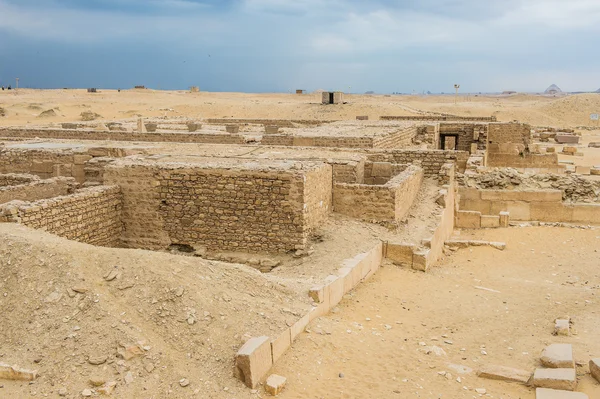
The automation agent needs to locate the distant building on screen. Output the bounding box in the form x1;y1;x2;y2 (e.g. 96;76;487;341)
322;91;344;104
502;91;517;95
544;84;562;95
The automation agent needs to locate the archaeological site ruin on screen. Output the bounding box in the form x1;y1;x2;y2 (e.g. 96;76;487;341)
0;91;599;399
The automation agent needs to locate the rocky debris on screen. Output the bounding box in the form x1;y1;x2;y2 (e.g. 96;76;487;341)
589;142;600;148
554;319;570;336
0;107;6;117
88;355;108;365
58;387;68;396
103;267;121;281
460;168;600;203
97;381;117;396
477;364;531;384
0;363;38;381
265;374;287;396
38;109;57;118
540;344;575;369
179;378;190;387
81;111;103;121
81;388;93;397
590;359;600;383
124;372;134;385
533;368;577;391
89;376;106;387
536;388;588;398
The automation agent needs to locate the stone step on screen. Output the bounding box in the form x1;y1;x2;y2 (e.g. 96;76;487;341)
541;344;575;369
533;368;577;391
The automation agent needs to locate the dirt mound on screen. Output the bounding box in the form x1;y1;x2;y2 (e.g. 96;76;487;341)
37;109;57;118
460;168;600;203
538;94;600;125
0;224;308;398
80;111;103;121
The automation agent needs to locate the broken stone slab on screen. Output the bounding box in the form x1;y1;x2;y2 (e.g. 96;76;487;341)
536;388;588;399
0;363;38;381
477;364;531;384
533;368;577;391
265;374;287;396
541;344;575;369
590;359;600;383
97;381;117;396
445;240;506;250
554;319;570;336
235;336;273;389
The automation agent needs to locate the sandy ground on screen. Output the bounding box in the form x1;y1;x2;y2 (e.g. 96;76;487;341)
273;227;600;399
2;89;600;128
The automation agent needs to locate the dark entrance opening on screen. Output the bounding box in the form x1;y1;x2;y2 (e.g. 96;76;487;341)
329;92;335;104
440;134;459;150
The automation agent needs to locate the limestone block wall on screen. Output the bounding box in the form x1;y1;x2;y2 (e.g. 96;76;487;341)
0;173;38;187
487;153;559;168
488;123;531;145
104;162;332;253
363;162;409;185
0;176;75;204
380;115;496;122
458;187;600;224
0;185;123;246
330;160;365;184
439;123;488;152
366;150;469;176
0;128;248;145
333;165;423;222
260;135;294;146
371;127;418;148
0;149;92;183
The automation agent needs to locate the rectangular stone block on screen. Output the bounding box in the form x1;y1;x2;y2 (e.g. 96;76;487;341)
308;285;325;303
575;166;590;175
412;250;429;272
555;134;580;144
530;203;573;223
533;368;577;391
271;330;291;364
371;162;392;177
0;363;37;381
536;388;588;399
541;344;574;369
456;210;481;229
386;242;415;265
481;215;500;228
235;336;273;388
477;364;531;384
290;313;310;342
499;211;510;227
554;319;570;336
590;358;600;383
327;275;345;308
572;204;600;224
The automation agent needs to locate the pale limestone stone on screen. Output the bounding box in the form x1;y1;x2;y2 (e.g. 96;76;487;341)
533;368;577;391
477;364;531;384
0;362;38;381
235;336;272;388
541;344;575;369
590;359;600;383
265;374;287;396
554;319;570;336
536;388;588;399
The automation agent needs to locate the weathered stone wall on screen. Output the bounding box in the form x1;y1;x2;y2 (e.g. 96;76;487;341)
0;128;248;145
487;153;559;168
0;149;92;183
439;123;488;152
0;185;123;246
487;123;531;145
363;162;409;185
381;115;496;122
0;176;75;204
104;162;331;253
458;187;600;224
0;173;38;187
366;150;469;176
330;160;365;184
372;127;418;148
333;165;423;222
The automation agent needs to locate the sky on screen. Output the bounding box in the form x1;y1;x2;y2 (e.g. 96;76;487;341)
0;0;599;93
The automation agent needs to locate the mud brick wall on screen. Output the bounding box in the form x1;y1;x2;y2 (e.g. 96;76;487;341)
488;123;531;145
0;186;123;246
309;136;374;148
0;149;92;183
372;127;418;149
0;173;38;187
104;162;332;254
331;160;365;184
366;150;469;176
333;165;423;222
0;177;75;204
0;128;248;145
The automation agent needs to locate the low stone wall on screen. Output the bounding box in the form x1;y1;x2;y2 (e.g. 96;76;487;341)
204;118;329;126
458;187;600;224
366;149;469;176
0;176;75;204
333;165;423;222
235;242;383;388
381;115;496;122
439;123;488;152
330;160;365;184
488;122;531;145
104;161;332;254
260;135;294;146
0;185;123;246
0;149;92;183
486;152;559;168
371;126;418;148
0;128;248;145
0;173;38;187
363;162;408;185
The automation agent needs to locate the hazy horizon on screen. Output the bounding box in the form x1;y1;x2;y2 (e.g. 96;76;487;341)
1;0;600;93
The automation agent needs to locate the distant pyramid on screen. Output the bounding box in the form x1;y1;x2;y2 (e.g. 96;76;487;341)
596;88;600;93
545;84;562;94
